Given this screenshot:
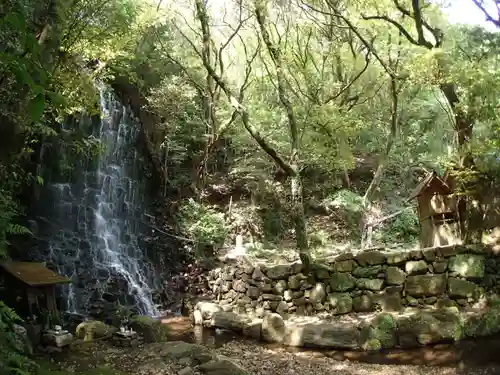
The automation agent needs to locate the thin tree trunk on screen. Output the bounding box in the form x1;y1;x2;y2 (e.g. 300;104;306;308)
255;1;310;270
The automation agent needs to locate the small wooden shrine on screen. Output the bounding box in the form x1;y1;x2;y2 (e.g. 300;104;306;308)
409;171;461;248
0;261;71;322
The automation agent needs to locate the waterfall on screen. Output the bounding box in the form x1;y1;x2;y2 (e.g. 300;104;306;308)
34;86;160;317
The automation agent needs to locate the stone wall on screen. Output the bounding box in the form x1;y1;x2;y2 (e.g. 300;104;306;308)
205;245;494;317
193;244;500;350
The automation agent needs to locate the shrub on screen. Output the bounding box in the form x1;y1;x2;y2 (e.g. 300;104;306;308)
178;198;228;255
0;301;36;375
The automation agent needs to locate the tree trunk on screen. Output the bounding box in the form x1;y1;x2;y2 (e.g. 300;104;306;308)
439;82;475;242
255;1;311;270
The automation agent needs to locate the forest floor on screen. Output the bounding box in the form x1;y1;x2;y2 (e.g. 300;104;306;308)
37;320;500;375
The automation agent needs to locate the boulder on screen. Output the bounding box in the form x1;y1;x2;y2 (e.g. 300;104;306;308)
252;267;265;281
232;279;247;293
242;319;262;340
199;356;248;375
196;302;222;320
309;283;327;304
179;367;196;375
266;265;292;280
288;273;306;290
209;311;250;332
447;278;481;299
374;293;403;312
404;275;446;297
152;341;214;365
41;330;73;348
355;251;386;266
356;278;384;291
327;293;353;314
262;313;285;342
129;315;169;342
405;260;428;275
12;324;33;355
448;255;485;279
332;260;358;273
396;309;462;347
273;280;287;294
329;273;356;292
386;267;406;285
75;320;116;341
353;295;374;312
432;261;448;273
193;310;203;325
246;286;261;299
353;265;383;278
464;307;500;337
386;252;409;265
288;321;360;349
361;313;396;350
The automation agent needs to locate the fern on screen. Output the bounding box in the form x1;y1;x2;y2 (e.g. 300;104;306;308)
6;224;32;236
0;301;36;375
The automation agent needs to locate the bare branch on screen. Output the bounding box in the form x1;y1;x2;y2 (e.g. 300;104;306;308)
472;0;500;28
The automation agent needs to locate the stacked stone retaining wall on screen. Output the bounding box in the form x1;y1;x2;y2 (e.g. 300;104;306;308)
193;244;500;350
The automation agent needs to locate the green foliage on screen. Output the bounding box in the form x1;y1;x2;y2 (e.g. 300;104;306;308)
379;209;419;244
323;190;364;230
0;301;36;375
0;189;31;258
177;199;228;255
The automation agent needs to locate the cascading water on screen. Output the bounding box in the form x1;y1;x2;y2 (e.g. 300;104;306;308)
33;86;160;317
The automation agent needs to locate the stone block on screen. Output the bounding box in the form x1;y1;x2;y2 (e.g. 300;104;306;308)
327;293;353;314
355;251;386;266
396;309;462;347
448;254;485;279
386;267;406;285
448;277;481;299
262;313;285;342
386;252;409;265
405;275;446;297
353;265;383;278
405;260;428;275
266;265;292;280
353;295;374;312
333;260;358;272
356;278;384;291
286;322;360;349
41;331;73;348
309;283;327;303
329;272;356;292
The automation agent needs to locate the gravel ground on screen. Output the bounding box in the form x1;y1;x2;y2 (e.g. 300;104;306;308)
212;340;500;375
47;337;500;375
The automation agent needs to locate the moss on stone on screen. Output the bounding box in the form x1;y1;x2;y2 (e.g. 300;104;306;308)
369;313;396;348
130;315;169;342
329;273;356;292
464;307;500;337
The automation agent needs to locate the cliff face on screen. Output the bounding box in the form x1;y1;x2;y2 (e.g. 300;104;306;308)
111;76;167;192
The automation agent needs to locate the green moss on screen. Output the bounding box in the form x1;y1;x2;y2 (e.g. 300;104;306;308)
370;313;396;348
129;315;169;342
464;307;500;337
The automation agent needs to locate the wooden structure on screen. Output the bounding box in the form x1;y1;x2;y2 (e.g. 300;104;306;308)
409;171;461;247
0;262;71;322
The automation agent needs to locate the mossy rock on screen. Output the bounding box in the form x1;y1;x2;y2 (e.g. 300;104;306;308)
464;307;500;337
129;315;169;342
361;313;396;350
75;321;116;341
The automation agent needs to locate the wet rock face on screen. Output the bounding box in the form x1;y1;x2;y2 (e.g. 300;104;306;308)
204;245;497;318
28;89;172;318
